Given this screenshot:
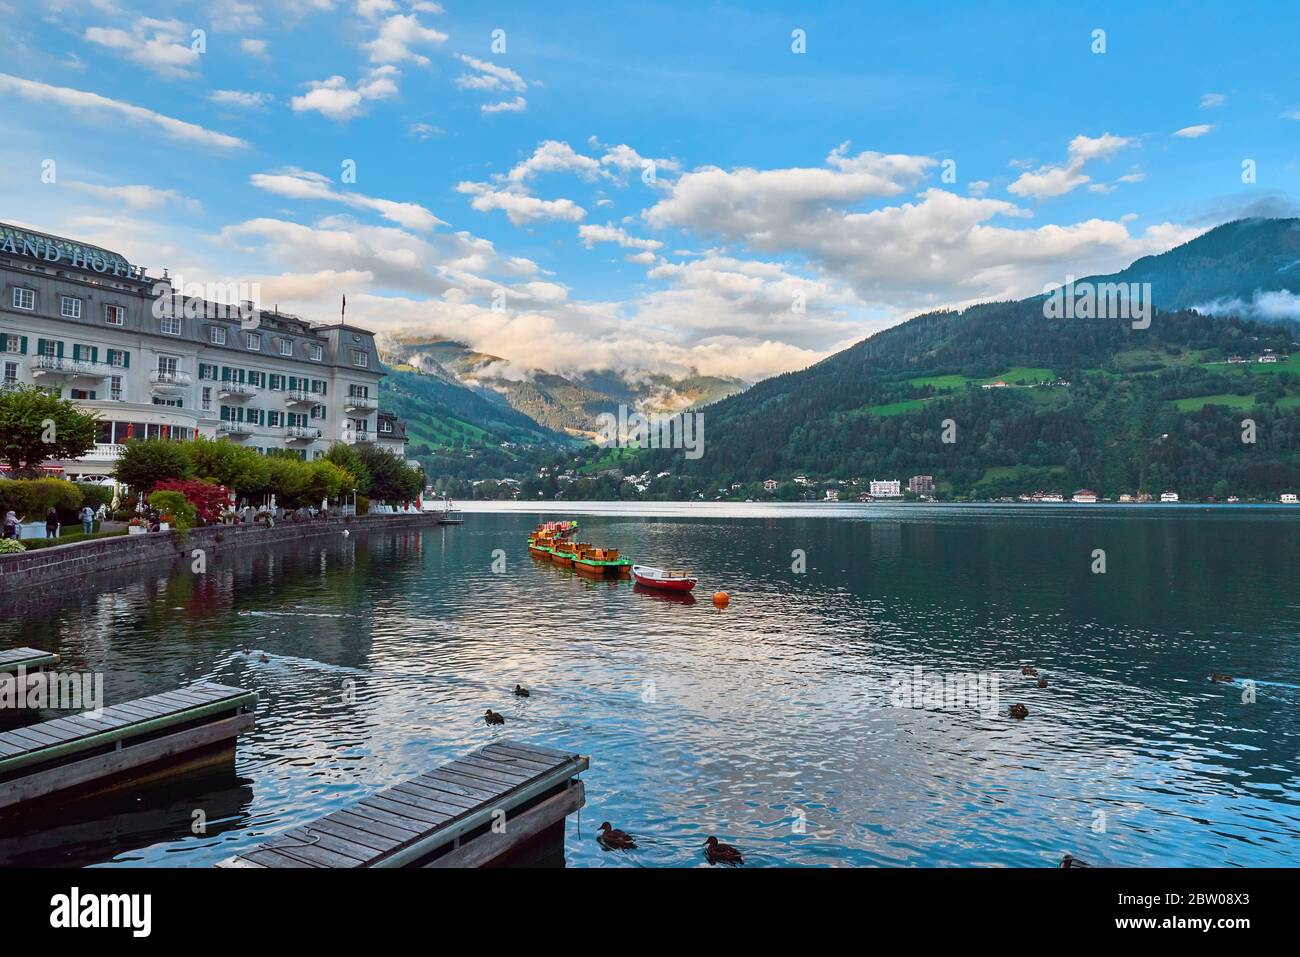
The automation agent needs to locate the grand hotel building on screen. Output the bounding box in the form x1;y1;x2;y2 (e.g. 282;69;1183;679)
0;223;409;478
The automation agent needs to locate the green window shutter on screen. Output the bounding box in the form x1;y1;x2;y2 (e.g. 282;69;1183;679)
91;347;98;363
89;391;97;400
0;334;6;351
56;341;64;358
19;337;26;354
71;345;81;361
36;338;46;356
121;350;129;368
220;406;229;421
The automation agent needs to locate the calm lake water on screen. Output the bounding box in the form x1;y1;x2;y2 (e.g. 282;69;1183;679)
2;502;1298;867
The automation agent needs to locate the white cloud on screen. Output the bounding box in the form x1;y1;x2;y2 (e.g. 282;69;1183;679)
240;38;268;58
250;167;445;232
508;141;603;183
578;222;662;251
408;122;441;140
363;13;447;65
456;182;585;224
356;0;398;19
1174;124;1214;138
482;96;526;114
0;73;247;149
1282;109;1300;121
455;54;527;93
1200;92;1226;108
1008;133;1133;199
290;67;399;120
83;18;201;80
66;181;202;213
208;89;273;109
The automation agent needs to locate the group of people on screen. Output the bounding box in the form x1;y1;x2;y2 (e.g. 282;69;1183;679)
1;505;97;540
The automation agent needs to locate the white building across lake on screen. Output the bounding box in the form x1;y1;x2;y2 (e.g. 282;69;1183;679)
0;223;409;477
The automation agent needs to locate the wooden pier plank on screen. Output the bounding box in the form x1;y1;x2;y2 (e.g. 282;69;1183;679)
223;741;588;869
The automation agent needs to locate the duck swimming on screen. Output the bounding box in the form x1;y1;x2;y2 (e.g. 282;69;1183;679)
1036;677;1048;688
513;684;530;697
1008;703;1029;719
484;709;505;725
703;836;744;866
1021;666;1039;677
1209;673;1235;684
596;822;636;850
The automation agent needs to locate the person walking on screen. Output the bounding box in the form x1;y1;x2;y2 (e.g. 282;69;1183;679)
45;507;59;539
80;505;95;534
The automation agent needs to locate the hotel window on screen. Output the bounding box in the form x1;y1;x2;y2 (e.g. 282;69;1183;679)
3;335;23;355
311;379;327;395
381;420;392;433
161;314;182;335
268;410;282;428
110;376;124;401
11;287;34;310
71;388;98;400
245;332;261;351
201;386;212;412
248;370;265;388
269;374;283;390
309;344;323;361
310;405;326;420
108;349;129;368
3;361;17;384
278;337;293;357
210;325;227;345
105;304;125;326
157;355;179;375
60;296;82;319
351;349;368;367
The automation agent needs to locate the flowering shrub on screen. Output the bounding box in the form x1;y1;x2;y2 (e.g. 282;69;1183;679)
151;479;229;525
146;490;196;531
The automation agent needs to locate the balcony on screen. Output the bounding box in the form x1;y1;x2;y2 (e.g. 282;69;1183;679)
217;381;260;401
80;443;125;462
284;388;318;408
217;420;253;438
284;425;322;445
347;431;375;444
31;355;114;381
149;369;192;395
344;394;378;414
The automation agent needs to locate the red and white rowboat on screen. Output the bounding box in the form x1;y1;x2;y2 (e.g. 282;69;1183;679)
631;564;697;592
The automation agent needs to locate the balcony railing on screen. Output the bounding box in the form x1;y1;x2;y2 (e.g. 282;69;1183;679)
217;420;252;436
80;443;125;461
285;426;322;443
149;369;192;393
284;388;319;407
344;394;378;413
217;381;259;399
347;431;374;444
31;355;114;379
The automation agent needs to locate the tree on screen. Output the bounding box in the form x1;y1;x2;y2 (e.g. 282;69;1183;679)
0;384;99;473
151;479;229;524
114;439;192;491
147;489;197;531
355;444;423;502
184;437;271;496
324;442;371;494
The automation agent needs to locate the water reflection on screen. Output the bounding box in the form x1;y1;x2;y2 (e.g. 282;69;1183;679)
0;506;1297;868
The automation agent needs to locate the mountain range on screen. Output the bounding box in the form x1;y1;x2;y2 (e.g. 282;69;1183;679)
384;218;1300;500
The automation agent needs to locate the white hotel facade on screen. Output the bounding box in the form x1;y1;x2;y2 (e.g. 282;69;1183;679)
0;223;409;477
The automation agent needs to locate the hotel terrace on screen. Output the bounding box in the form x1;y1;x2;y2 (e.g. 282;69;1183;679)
0;223;409;478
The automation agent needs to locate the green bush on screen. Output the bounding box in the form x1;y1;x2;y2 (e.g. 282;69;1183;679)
74;483;115;511
0;477;84;517
147;490;197;531
0;538;25;554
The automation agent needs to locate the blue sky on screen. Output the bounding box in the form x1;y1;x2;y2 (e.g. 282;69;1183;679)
1;0;1297;382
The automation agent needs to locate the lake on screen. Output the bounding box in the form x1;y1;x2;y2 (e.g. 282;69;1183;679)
2;502;1298;867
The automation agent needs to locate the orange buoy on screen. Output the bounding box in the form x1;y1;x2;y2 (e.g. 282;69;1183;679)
712;591;730;608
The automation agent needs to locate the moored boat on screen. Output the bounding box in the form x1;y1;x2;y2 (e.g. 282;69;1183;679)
573;544;633;579
528;520;578;559
631;564;697;592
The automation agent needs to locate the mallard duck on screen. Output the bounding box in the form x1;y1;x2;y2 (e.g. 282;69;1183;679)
513;684;530;697
1009;703;1029;719
241;645;251;655
597;822;636;850
703;836;744;865
1036;677;1048;688
484;709;505;725
259;654;270;663
1021;666;1039;677
1209;673;1234;684
1060;853;1091;868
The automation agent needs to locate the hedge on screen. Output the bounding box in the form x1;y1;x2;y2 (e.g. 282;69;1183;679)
0;478;83;517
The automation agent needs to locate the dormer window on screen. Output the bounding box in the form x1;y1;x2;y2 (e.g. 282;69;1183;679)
351;349;368;367
245;332;261;351
278;337;293;357
309;344;323;361
210;326;227;345
11;287;34;310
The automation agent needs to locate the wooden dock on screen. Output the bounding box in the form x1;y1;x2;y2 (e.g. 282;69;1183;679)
0;682;255;813
220;740;587;868
0;647;60;675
